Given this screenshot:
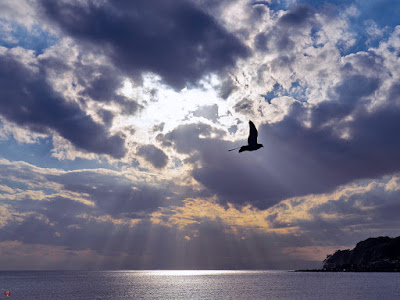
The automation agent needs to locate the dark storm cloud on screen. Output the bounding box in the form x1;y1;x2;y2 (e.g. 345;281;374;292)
278;4;315;28
162;52;400;209
38;0;249;89
193;105;400;209
388;81;400;106
97;109;114;127
74;64;122;103
41;54;141;115
0;53;126;158
137;145;169;169
311;74;380;127
73;62;140;115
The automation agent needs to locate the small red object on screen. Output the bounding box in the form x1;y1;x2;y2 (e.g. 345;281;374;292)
4;291;10;297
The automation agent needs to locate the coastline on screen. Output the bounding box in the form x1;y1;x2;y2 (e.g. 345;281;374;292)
295;269;400;272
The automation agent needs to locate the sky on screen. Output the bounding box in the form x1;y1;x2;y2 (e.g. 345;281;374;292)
1;0;400;270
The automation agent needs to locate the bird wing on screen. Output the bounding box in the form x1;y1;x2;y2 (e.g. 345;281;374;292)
248;121;258;145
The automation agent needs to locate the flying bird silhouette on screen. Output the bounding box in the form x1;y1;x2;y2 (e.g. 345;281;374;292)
229;121;264;152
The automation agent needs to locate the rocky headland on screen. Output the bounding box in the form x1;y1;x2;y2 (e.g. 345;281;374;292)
300;236;400;272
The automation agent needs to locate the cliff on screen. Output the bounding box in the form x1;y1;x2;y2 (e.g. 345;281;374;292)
322;236;400;272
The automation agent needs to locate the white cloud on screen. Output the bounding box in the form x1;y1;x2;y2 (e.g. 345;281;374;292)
0;0;39;29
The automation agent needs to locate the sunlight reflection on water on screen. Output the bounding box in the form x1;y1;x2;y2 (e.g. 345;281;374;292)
146;270;245;276
1;270;399;299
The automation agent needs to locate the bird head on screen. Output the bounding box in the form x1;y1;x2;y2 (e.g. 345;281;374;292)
257;144;264;149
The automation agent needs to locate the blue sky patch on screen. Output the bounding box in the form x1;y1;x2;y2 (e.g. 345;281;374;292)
266;0;399;56
262;81;307;103
0;136;119;171
0;19;58;55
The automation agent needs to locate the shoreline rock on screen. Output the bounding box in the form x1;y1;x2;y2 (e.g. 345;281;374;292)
297;236;400;272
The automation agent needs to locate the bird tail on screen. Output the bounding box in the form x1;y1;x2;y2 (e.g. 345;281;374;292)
228;147;240;152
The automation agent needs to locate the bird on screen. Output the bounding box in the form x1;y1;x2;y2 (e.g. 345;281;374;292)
229;121;264;152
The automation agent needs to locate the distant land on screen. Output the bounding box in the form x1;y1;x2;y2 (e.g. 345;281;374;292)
298;236;400;272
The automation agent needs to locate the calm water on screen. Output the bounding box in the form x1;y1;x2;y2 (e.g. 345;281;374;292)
0;270;399;299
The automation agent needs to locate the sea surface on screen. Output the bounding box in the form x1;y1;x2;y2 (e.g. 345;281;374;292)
0;270;399;299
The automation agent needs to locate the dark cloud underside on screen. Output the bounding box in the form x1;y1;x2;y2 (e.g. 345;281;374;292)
137;145;169;169
162;69;400;209
0;53;125;158
73;62;140;115
39;0;249;89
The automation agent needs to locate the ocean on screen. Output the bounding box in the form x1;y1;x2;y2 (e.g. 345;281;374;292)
0;270;399;299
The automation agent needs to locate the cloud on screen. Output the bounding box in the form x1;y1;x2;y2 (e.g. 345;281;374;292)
0;0;41;29
0;159;178;218
192;101;400;209
281;175;400;246
191;104;219;122
0;158;318;270
0;240;107;270
254;4;316;53
0;210;321;269
54;172;168;217
154;173;400;265
137;145;169;169
2;166;400;270
158;123;225;154
278;4;315;28
0;51;126;158
159;41;400;209
72;61;140;115
38;0;249;89
2;0;400;271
